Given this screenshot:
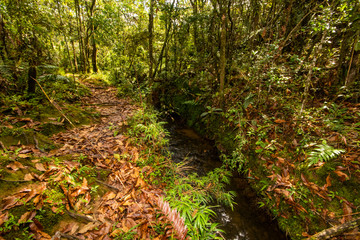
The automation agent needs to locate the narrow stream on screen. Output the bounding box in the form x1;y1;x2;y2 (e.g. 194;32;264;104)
165;122;288;240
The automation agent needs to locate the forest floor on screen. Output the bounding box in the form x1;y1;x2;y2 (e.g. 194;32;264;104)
0;80;177;239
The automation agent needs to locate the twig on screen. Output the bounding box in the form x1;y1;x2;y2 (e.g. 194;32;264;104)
336;212;360;218
0;140;7;151
33;77;106;159
307;218;360;240
52;231;82;240
0;178;32;183
95;179;122;192
65;209;97;223
33;77;75;127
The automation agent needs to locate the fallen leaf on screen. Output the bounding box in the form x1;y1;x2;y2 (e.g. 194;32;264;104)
18;211;36;223
0;212;9;226
18;154;30;158
274;119;286;124
35;163;46;171
342;202;352;223
6;161;25;171
334;170;349;182
78;222;98;234
24;173;34;181
2;196;19;210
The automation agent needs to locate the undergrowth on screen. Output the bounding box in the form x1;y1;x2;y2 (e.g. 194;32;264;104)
125;107;236;239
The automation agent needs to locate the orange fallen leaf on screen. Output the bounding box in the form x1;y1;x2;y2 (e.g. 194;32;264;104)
35;163;46;171
6;161;25;171
2;196;19;210
334;170;349;182
78;222;99;234
274;119;286;124
24;173;34;181
18;211;36;223
0;212;9;226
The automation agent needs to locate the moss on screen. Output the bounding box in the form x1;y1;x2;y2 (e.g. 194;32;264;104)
35;206;65;234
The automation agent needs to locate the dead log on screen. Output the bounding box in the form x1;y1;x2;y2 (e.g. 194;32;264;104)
307;218;360;240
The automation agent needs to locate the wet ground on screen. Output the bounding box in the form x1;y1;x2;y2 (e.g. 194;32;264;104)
165;122;289;240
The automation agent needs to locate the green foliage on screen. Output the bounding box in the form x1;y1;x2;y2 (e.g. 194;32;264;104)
306;140;345;168
127;108;169;149
112;224;139;240
165;167;235;239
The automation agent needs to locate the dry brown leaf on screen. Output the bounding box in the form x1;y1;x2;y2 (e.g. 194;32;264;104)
6;161;25;171
18;211;36;223
334;170;349;182
35;163;46;171
24;173;34;181
105;191;117;200
2;196;19;210
274;119;286;123
78;222;99;234
135;177;146;188
70;223;80;235
342;202;353;223
0;212;9;226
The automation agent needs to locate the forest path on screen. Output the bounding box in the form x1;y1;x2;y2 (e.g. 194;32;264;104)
1;83;171;240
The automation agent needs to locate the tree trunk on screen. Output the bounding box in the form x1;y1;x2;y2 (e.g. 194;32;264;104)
89;0;97;73
27;65;36;94
75;0;86;73
148;0;155;84
190;0;200;52
300;29;327;113
153;0;175;79
345;32;359;88
219;4;227;108
71;40;78;72
56;1;73;72
0;13;8;61
92;36;97;73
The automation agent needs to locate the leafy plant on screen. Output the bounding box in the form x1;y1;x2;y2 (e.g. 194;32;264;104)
306;140;345;168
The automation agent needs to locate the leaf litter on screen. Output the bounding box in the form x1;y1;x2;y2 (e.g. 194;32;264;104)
0;83;185;239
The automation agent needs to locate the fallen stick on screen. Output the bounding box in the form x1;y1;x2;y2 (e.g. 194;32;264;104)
0;178;32;183
65;210;97;223
95;179;122;192
52;231;81;240
33;77;106;159
0;140;8;151
307;218;360;240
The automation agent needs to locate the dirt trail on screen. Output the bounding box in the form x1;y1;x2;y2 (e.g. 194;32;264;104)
0;84;177;240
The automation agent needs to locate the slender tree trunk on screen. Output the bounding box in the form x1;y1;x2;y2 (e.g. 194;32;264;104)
345;32;359;88
75;0;86;73
71;40;78;72
56;2;73;72
301;29;327;113
92;35;97;73
153;0;175;79
27;65;36;94
190;0;200;52
89;0;97;73
219;4;227;108
148;0;155;84
0;13;8;61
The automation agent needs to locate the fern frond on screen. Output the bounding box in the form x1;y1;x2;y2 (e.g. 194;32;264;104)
307;141;345;167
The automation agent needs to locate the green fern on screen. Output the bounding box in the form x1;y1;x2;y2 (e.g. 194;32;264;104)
307;140;345;167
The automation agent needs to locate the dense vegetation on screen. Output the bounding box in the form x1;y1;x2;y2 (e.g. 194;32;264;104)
0;0;359;239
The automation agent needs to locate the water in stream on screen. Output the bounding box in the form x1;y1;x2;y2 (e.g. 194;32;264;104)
166;122;289;240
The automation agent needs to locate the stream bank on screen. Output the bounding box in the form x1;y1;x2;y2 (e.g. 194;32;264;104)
165;120;288;240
